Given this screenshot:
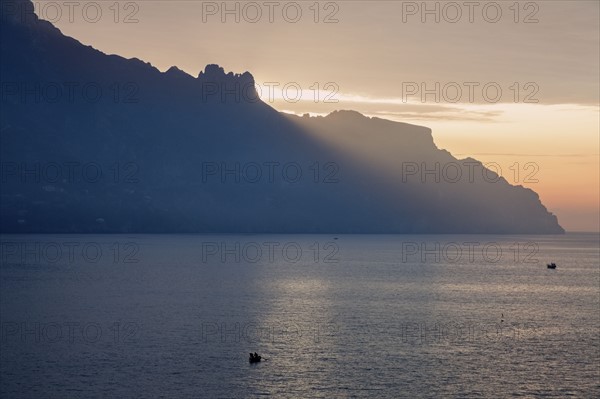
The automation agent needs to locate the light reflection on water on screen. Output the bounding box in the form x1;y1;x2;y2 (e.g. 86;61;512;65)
1;233;598;398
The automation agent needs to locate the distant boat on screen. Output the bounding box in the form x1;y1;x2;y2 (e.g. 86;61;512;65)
249;353;262;363
547;262;557;269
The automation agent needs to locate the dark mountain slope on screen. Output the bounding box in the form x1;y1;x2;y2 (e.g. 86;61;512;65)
0;0;563;233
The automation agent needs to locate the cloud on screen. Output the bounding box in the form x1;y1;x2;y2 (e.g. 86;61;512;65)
453;153;600;158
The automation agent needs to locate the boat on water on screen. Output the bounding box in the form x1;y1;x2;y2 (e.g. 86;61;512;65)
249;353;262;363
547;262;557;269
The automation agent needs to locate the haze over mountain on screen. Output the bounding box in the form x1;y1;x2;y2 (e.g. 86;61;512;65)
0;0;564;234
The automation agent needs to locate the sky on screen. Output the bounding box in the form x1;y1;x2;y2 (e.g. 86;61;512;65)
34;0;600;231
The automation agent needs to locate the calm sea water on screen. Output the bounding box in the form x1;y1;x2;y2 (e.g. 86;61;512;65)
1;233;598;398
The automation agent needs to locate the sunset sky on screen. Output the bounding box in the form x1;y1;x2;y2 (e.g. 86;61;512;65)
36;0;600;231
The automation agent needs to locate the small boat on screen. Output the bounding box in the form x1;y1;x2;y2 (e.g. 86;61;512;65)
547;262;557;269
249;353;262;363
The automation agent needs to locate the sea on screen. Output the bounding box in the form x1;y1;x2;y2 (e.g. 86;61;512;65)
1;233;598;398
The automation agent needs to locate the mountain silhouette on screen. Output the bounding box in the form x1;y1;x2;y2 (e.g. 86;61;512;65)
0;0;564;233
